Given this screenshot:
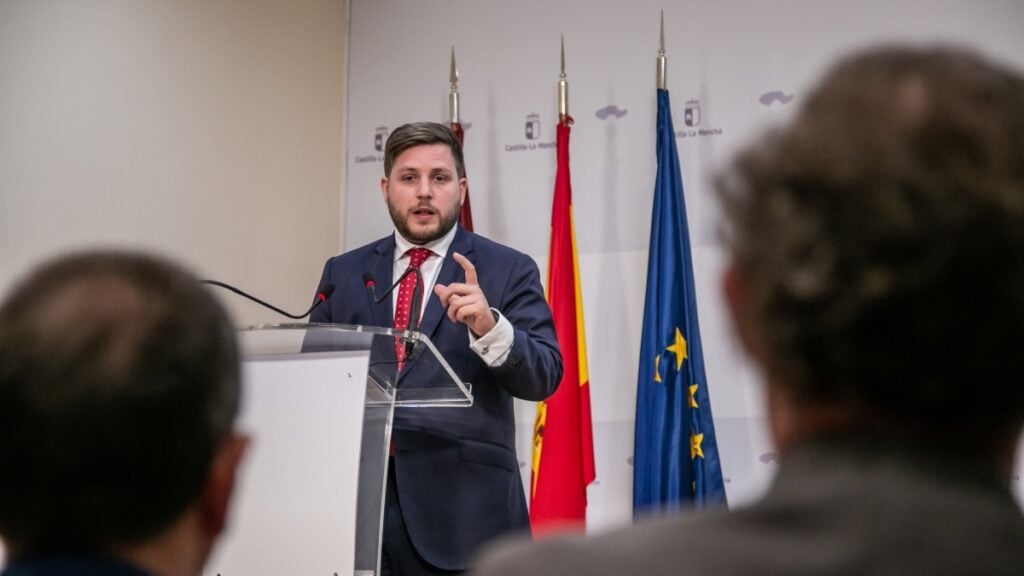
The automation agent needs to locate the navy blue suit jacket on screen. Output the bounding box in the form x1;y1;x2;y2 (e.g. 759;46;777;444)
310;227;562;570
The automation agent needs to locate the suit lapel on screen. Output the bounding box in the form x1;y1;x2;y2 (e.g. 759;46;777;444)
418;227;474;339
369;236;396;327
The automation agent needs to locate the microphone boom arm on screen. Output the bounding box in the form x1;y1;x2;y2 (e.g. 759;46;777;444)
200;279;333;320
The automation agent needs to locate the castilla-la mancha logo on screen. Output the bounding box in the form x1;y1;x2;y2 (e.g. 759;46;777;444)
354;125;388;164
504;113;554;153
684;99;701;127
525;113;541;140
374;126;389;152
677;97;723;139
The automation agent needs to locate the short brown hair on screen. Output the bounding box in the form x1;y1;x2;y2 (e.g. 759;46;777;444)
384;122;465;178
0;250;241;551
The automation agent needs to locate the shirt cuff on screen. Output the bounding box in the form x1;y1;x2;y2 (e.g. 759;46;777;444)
469;308;514;366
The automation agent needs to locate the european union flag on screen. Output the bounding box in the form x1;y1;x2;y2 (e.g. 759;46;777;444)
633;89;727;515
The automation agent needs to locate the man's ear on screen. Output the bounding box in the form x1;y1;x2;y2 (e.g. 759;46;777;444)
200;434;250;537
458;176;467;205
725;264;793;450
723;264;759;358
380;177;389;202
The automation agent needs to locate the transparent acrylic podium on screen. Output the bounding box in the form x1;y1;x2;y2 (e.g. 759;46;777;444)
205;323;472;576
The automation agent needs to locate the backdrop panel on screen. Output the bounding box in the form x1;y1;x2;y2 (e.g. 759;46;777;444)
343;0;1024;532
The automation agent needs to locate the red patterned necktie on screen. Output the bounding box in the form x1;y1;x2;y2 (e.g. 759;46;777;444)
393;247;431;365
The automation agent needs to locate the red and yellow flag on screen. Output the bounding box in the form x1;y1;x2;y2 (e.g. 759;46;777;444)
530;116;595;535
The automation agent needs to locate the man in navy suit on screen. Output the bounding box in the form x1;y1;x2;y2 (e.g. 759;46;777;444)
310;122;563;575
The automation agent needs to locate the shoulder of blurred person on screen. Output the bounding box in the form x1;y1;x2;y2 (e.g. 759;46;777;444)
474;437;1024;576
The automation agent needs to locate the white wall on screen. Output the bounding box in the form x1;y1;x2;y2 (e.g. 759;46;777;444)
0;0;348;326
0;0;348;562
1;0;348;557
343;0;1024;534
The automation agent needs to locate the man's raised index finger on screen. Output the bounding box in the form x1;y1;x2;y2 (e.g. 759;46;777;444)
452;252;477;285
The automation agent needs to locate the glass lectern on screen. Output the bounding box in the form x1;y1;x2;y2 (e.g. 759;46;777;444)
206;323;472;576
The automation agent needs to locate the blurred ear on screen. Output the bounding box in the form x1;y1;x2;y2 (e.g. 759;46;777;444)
200;433;249;537
380;177;389;202
725;265;788;448
723;264;758;357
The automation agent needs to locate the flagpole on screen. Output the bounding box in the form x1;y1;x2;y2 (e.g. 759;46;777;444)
559;35;569;124
657;10;666;90
448;46;474;231
530;34;593;535
633;12;728;515
449;46;459;124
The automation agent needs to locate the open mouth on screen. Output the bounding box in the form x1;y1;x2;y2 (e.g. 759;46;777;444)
411;206;436;218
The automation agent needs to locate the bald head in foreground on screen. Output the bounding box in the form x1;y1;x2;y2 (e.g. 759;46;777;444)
472;45;1024;576
0;251;247;576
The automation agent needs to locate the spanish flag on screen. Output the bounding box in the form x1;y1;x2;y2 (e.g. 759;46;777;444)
530;116;596;534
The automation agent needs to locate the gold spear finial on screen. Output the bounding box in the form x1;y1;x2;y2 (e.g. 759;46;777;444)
449;46;460;124
657;10;667;90
559;35;569;121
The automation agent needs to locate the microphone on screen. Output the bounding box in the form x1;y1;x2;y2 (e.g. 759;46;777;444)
363;268;424;359
363;267;421;303
362;273;377;301
201;280;335;320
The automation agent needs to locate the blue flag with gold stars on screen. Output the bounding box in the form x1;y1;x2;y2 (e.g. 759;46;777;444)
633;89;727;515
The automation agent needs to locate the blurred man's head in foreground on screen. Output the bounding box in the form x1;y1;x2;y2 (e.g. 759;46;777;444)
0;250;246;575
719;46;1024;462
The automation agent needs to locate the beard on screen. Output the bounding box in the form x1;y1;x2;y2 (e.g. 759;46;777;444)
387;196;461;245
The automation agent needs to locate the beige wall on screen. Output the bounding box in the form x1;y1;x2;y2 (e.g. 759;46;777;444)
0;0;348;326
